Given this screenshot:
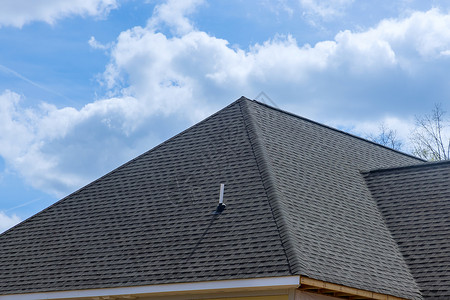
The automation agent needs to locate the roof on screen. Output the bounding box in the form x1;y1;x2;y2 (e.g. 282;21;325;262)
363;161;450;299
243;99;422;299
0;98;291;293
0;97;433;299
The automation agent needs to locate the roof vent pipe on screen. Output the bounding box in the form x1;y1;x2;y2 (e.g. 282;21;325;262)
215;183;226;214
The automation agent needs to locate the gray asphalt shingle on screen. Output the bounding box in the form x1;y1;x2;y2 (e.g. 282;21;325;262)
1;97;440;300
0;99;291;294
364;162;450;299
243;100;422;300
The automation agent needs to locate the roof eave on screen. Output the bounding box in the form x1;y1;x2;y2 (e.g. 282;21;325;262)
299;277;415;300
0;276;301;300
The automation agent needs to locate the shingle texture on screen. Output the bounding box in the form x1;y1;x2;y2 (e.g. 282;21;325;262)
0;100;291;294
0;97;436;300
242;100;423;300
364;162;450;299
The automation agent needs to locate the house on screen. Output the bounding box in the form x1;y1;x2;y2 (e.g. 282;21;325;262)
0;97;448;300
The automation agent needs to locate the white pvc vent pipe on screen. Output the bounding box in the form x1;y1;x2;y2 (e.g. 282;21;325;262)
219;183;225;204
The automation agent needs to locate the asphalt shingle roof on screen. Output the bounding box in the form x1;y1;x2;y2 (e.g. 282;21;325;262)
243;100;422;299
364;162;450;299
0;99;291;294
0;97;437;300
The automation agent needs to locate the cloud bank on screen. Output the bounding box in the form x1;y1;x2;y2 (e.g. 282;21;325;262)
2;1;450;198
0;0;117;27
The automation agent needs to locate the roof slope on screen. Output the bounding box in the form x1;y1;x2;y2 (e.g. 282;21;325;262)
0;97;425;299
242;100;423;300
364;162;450;299
0;99;291;294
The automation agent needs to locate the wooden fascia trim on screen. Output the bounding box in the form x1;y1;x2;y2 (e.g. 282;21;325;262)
299;277;409;300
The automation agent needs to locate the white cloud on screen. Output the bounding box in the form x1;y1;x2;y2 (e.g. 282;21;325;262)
0;211;21;233
262;0;295;18
0;90;156;196
3;5;450;197
106;7;450;110
94;5;450;156
0;0;117;28
299;0;355;21
89;36;112;50
346;8;450;59
148;0;205;35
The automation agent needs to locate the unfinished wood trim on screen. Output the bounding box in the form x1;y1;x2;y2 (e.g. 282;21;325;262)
299;277;409;300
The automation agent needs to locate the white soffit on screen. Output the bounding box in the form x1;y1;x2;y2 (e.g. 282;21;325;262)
0;276;300;300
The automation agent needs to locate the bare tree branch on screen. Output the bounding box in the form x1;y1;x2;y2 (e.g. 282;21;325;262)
367;123;403;151
411;103;450;161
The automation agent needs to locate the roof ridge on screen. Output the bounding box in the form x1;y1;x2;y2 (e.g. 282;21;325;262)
239;98;301;275
249;99;425;163
363;159;450;174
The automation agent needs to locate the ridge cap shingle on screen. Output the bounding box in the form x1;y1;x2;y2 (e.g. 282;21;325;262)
239;98;301;275
363;159;450;175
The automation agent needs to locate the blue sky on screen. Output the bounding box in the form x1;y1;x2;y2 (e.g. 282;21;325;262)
1;0;450;232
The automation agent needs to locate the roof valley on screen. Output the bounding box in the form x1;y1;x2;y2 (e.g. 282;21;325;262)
239;98;301;275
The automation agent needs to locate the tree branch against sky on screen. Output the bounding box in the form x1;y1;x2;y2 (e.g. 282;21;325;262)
367;123;403;151
366;104;450;160
411;103;450;161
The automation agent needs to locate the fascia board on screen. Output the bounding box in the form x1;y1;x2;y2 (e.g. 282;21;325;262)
0;276;301;300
